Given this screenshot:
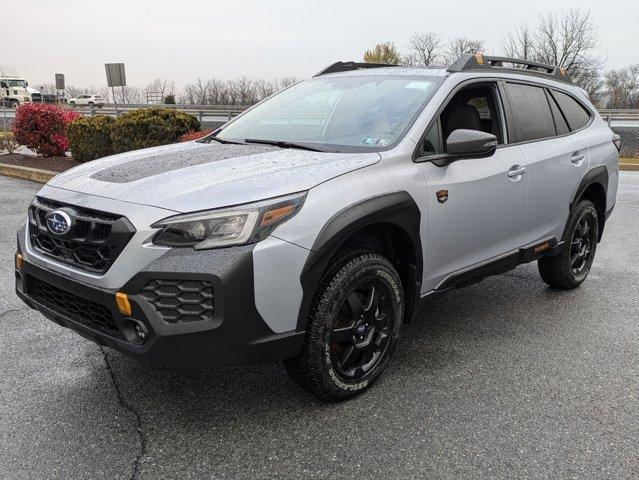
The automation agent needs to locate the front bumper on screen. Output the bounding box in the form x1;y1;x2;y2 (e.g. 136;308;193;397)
15;245;305;366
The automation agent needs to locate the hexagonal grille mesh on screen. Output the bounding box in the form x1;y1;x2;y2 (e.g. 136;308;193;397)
28;197;134;274
28;276;121;337
140;279;214;323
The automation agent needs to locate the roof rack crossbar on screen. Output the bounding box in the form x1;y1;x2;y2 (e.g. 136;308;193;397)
314;61;398;77
447;54;572;84
483;56;556;73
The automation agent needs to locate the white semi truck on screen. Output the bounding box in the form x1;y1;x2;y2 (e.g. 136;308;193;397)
1;66;42;108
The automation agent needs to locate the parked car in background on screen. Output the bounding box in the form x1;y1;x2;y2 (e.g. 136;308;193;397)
68;94;105;108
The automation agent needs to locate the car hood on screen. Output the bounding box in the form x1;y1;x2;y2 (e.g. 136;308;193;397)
48;141;380;212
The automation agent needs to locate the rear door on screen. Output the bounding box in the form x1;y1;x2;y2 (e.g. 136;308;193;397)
503;82;591;245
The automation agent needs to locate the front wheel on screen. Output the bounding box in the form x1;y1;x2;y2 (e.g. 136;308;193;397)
10;100;19;109
538;199;599;289
284;251;404;401
69;101;76;108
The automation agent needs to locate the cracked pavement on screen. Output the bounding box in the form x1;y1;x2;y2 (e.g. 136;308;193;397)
1;173;638;479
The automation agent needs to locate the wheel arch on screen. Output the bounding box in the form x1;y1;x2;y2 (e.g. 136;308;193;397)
566;166;608;242
296;192;423;331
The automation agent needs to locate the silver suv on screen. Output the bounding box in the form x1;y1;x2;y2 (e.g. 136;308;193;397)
15;55;619;401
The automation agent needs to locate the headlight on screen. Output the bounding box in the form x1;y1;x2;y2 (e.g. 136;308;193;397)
152;192;306;250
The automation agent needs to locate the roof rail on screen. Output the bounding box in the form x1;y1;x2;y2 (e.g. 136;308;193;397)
447;54;573;84
314;61;398;77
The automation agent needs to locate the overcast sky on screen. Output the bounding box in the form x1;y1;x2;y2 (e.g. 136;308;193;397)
3;0;638;88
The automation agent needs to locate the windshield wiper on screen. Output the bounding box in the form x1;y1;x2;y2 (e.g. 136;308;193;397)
244;138;324;152
199;135;244;145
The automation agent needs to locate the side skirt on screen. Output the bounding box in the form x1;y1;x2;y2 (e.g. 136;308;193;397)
428;237;561;294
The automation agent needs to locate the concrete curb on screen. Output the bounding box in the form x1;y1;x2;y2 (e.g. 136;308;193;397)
0;163;57;183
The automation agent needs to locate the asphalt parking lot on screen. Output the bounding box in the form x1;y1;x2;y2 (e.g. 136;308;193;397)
1;172;638;480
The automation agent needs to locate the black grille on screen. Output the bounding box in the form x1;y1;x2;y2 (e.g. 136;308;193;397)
28;276;121;337
140;279;214;323
28;197;135;274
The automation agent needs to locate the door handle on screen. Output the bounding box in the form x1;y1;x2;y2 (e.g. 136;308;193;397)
508;166;526;178
571;152;585;164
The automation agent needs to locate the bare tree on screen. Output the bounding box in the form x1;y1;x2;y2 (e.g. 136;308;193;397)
534;8;604;96
145;78;167;94
65;85;84;98
404;32;443;67
604;65;639;109
501;25;534;60
445;37;484;63
255;79;279;101
501;9;604;98
279;77;300;89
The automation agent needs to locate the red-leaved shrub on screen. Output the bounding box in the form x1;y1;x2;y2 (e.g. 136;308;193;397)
12;103;81;157
179;129;212;142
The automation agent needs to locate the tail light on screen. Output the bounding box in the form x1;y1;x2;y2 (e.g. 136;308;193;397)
612;134;621;153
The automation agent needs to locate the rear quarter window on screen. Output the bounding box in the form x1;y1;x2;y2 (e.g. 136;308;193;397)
505;83;556;142
550;90;591;131
547;92;570;135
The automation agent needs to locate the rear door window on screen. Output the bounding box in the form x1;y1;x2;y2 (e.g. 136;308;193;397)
505;83;556;142
550;90;591;131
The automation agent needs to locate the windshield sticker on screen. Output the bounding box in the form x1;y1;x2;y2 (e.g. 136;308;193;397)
361;137;389;146
405;81;432;90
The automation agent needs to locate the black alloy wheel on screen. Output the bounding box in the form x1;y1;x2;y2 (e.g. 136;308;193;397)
570;214;596;276
329;280;394;382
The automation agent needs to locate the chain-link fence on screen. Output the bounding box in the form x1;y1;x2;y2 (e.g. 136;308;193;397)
610;125;639;158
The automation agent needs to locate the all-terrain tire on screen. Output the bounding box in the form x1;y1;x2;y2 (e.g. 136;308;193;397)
538;199;598;289
284;250;404;402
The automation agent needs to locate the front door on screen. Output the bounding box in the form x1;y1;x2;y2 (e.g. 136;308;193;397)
415;81;528;292
420;147;528;291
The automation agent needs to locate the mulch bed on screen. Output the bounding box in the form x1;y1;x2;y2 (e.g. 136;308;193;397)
0;153;80;173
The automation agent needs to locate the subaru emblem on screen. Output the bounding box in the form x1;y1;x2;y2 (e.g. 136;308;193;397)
46;210;73;236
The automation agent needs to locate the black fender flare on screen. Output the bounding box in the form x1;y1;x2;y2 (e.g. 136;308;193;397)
296;191;423;331
562;165;609;242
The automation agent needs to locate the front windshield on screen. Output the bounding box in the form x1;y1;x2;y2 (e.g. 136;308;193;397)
7;80;27;88
215;75;443;152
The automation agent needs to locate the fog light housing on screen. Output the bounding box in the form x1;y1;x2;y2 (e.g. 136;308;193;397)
122;318;149;345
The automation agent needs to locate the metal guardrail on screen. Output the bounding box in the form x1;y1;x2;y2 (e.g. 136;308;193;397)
598;109;639;125
71;103;249;122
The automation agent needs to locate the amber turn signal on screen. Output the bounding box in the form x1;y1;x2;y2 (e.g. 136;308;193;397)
15;253;23;271
115;292;132;316
260;204;295;227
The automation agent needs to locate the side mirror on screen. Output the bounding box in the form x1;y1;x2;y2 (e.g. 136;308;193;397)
446;129;498;157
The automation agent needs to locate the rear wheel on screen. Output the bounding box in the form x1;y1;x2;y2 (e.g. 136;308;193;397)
284;251;403;401
88;102;94;108
538;199;598;289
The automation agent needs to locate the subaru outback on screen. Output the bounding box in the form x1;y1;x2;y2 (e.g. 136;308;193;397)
15;54;619;401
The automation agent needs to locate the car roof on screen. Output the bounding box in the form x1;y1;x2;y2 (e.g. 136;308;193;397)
316;64;585;98
318;66;448;78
